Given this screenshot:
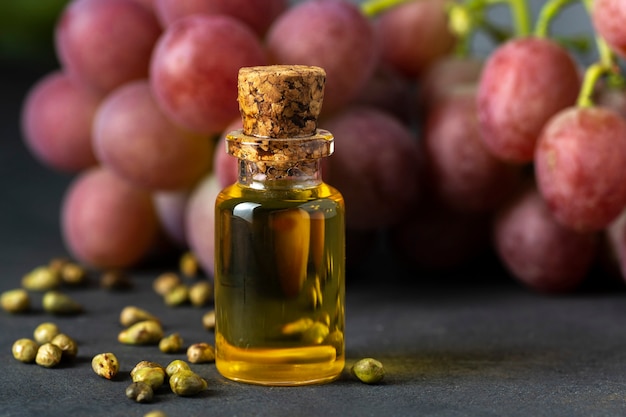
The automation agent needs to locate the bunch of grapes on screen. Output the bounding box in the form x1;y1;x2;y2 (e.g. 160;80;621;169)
21;0;626;294
437;0;626;293
20;0;432;277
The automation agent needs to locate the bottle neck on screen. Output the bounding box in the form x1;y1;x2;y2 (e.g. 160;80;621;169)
237;159;323;190
226;128;334;191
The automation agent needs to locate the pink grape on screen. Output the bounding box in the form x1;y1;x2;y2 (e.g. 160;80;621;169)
352;65;416;123
266;0;378;116
150;14;267;135
494;187;598;293
535;106;626;232
477;37;581;163
93;81;213;191
185;173;222;278
417;56;483;112
322;106;421;230
605;210;626;282
130;0;156;12
591;0;626;57
55;0;161;94
213;119;242;189
376;0;456;78
154;0;288;36
153;189;191;247
61;167;160;268
21;71;100;172
422;88;522;213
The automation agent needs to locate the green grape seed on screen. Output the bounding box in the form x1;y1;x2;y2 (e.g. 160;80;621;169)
12;338;39;363
351;358;385;384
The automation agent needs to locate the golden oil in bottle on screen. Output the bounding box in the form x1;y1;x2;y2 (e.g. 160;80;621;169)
214;65;345;385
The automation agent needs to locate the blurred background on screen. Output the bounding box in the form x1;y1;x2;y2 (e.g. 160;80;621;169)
0;0;596;282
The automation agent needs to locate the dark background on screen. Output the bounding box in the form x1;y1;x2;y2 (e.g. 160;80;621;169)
4;2;626;416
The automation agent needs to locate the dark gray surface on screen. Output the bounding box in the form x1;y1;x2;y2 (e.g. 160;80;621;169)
4;29;626;416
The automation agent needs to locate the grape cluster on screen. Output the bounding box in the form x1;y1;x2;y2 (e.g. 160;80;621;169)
20;0;626;294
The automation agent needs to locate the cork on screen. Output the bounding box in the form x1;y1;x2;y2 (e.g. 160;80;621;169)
237;65;326;138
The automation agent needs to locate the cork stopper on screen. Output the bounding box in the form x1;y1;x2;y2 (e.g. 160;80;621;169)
237;65;326;138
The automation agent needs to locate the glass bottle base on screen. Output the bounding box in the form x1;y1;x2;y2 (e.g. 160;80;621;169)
216;337;344;386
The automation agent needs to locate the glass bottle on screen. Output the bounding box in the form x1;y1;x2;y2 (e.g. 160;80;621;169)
214;65;345;386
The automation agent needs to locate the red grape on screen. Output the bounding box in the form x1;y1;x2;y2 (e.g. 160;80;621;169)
422;88;522;213
352;65;416;123
130;0;156;11
154;189;191;247
591;0;626;57
322;106;421;230
266;0;378;116
375;0;456;78
417;56;483;112
21;71;100;172
477;37;581;163
535;106;626;232
150;14;267;135
154;0;288;36
61;167;160;268
605;210;626;282
494;187;598;293
93;81;213;191
55;0;162;94
185;173;222;278
213;119;242;189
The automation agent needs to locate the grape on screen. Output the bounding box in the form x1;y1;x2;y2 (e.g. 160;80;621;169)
591;0;626;57
61;167;160;268
154;0;288;36
352;65;416;124
605;210;626;282
266;0;378;116
213;119;242;189
375;0;456;78
477;37;581;163
185;173;222;278
391;201;491;271
154;189;191;246
130;0;156;12
93;81;213;191
493;187;598;293
322;106;421;230
417;56;483;113
55;0;161;94
150;14;267;135
21;71;100;172
535;106;626;232
422;88;522;213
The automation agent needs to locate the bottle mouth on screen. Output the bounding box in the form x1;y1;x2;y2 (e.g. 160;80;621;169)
226;129;334;162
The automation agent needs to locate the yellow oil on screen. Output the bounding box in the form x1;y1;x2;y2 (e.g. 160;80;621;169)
214;182;345;385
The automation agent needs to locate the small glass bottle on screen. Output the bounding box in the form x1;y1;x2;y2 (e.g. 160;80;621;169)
214;65;345;386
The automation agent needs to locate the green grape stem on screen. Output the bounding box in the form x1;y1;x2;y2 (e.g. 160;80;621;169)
459;0;530;38
360;0;413;17
577;63;610;108
506;0;531;37
574;0;625;107
581;0;616;69
534;0;579;38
